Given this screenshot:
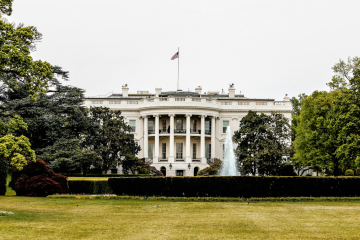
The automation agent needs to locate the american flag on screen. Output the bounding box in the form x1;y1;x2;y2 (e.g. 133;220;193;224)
171;52;179;60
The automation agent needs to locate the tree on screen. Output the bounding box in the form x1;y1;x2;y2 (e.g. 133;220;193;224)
0;115;35;195
233;110;292;176
0;0;54;100
86;106;141;174
327;56;360;91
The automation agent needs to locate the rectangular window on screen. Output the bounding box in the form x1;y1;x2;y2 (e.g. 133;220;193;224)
256;102;267;105
162;120;167;131
223;121;229;133
238;102;250;105
148;121;154;130
148;143;153;159
109;101;121;104
176;170;184;176
162;143;166;159
176;143;183;159
192;143;197;159
206;144;211;159
192;120;197;131
129;120;136;132
160;98;168;101
176;119;183;130
205;120;211;134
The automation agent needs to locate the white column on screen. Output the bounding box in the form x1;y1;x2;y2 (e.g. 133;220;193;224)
186;114;192;162
143;116;148;158
211;116;216;160
169;114;175;162
154;115;159;162
200;115;206;162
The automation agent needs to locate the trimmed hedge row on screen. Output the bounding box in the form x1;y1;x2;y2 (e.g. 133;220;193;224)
68;181;113;194
61;174;151;177
108;176;360;198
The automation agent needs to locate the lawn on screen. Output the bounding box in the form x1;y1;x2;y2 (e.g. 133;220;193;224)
1;197;360;239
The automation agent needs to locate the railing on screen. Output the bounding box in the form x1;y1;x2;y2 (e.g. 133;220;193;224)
192;158;201;162
190;128;199;134
174;129;186;134
148;130;155;134
175;98;185;101
175;158;185;162
159;158;168;162
160;129;169;134
207;158;217;165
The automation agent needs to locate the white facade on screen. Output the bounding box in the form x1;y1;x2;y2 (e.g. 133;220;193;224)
84;84;292;177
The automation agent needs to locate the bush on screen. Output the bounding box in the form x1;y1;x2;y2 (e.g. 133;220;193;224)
59;173;151;177
68;180;113;194
345;169;355;176
9;159;69;196
356;168;360;176
108;176;360;198
197;159;221;176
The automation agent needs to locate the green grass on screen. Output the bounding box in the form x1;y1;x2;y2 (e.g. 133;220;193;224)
1;196;360;239
5;175;15;196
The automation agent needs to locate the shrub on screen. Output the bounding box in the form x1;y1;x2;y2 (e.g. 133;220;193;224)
9;158;69;196
356;168;360;176
108;176;360;198
345;169;355;176
197;159;221;176
68;180;113;194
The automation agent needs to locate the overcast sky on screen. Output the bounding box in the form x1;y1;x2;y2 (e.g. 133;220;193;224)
6;0;360;100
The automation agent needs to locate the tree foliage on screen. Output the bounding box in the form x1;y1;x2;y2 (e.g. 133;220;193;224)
85;106;141;174
233;110;292;176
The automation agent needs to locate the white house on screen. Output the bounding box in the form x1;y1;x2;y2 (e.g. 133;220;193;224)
83;84;292;177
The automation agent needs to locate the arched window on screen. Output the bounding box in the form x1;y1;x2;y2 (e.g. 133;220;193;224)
194;167;199;176
160;166;166;176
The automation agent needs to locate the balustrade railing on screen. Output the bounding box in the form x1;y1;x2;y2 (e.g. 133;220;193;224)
192;158;201;162
159;157;168;162
174;129;186;134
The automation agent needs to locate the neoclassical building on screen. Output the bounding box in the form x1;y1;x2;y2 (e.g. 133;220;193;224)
83;84;292;177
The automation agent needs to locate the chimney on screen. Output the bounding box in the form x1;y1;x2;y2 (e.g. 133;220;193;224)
122;84;129;97
195;86;202;94
228;83;235;98
155;88;162;97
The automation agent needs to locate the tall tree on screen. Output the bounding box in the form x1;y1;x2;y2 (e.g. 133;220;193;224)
233;110;291;176
86;107;141;174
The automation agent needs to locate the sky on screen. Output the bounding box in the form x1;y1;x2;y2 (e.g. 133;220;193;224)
6;0;360;100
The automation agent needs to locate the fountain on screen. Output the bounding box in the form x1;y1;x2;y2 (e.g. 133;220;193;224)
219;125;238;176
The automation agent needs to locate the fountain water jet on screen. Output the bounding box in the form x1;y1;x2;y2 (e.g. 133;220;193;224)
219;125;238;176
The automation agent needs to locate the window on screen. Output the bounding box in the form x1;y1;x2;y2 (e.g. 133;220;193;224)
109;101;121;104
206;144;211;159
175;98;185;101
91;101;103;104
192;143;197;159
176;119;183;130
176;170;184;176
192;120;197;131
148;143;153;159
162;143;166;159
256;102;267;105
148;121;154;130
127;101;138;104
129;120;136;132
160;98;168;101
162;120;167;131
221;102;232;105
205;120;211;134
176;143;183;159
238;102;249;105
223;121;229;133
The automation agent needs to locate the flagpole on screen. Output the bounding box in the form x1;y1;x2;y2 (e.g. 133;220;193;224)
177;47;179;91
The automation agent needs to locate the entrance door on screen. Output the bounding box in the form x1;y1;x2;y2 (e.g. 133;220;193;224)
176;170;184;176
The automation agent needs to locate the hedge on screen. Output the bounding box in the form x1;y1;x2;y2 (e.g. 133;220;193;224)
108;176;360;198
68;181;113;194
60;174;151;177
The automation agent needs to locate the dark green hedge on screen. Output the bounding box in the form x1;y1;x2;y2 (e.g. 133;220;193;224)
68;181;113;194
61;173;151;177
108;176;360;198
